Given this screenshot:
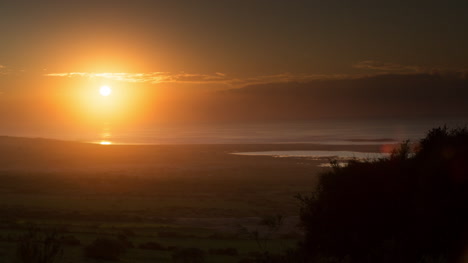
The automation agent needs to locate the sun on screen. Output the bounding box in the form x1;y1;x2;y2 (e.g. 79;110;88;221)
99;85;112;96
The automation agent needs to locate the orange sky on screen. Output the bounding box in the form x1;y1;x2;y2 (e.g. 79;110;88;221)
0;1;467;137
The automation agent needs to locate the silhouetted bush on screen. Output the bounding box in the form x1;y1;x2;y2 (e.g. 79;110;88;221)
116;234;134;248
172;247;205;263
84;237;126;261
209;247;238;256
298;127;468;263
159;231;194;238
16;227;63;263
60;235;81;246
238;258;255;263
119;229;135;237
167;245;179;251
239;249;305;263
139;241;166;250
207;232;233;239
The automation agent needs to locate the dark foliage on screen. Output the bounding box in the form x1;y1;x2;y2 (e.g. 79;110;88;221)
16;227;63;263
167;245;179;251
116;234;134;248
84;237;126;261
298;127;468;263
238;249;306;263
59;235;81;246
138;241;166;250
209;247;238;256
172;247;205;263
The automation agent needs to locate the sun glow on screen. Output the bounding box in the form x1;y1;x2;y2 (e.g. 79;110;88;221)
99;85;112;96
58;77;149;134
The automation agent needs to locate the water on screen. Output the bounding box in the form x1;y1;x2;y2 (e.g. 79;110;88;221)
91;118;466;145
232;150;391;167
5;118;467;145
233;150;390;159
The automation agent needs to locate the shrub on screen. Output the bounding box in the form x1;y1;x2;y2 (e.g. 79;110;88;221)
158;231;185;238
172;247;205;263
116;234;134;248
119;229;135;237
239;250;303;263
298;127;468;263
84;237;126;261
139;241;166;250
60;235;81;246
209;247;238;256
167;245;179;251
16;227;63;263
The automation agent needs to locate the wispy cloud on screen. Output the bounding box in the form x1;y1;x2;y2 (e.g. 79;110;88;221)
229;73;354;86
0;65;9;75
353;60;422;73
44;71;354;87
45;63;467;87
45;72;231;85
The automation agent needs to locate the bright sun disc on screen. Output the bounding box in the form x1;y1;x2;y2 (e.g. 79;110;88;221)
99;85;112;96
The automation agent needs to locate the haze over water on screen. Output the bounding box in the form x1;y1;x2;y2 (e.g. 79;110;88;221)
6;117;463;145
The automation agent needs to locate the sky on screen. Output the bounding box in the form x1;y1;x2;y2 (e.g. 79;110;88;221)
0;0;467;135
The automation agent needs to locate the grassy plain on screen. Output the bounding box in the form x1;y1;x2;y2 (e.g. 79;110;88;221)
0;137;382;262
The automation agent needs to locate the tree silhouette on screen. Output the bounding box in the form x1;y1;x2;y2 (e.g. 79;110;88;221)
16;227;63;263
297;127;468;263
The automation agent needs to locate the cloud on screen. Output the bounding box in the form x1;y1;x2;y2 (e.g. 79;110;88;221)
44;71;355;87
44;65;468;88
45;72;229;84
207;73;468;121
0;65;9;75
353;60;422;73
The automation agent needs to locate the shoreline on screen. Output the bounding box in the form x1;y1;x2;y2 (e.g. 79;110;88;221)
0;135;396;173
0;136;398;218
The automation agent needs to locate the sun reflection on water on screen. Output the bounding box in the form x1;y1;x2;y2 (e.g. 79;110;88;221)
98;123;112;145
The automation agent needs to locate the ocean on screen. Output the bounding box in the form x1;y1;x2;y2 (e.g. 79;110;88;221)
79;118;467;145
2;118;466;145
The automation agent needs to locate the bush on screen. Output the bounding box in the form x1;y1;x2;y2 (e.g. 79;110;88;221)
209;247;238;256
239;250;304;263
167;245;179;251
158;231;186;238
16;227;63;263
60;235;81;246
139;241;166;250
116;234;134;248
172;247;205;263
119;229;135;237
298;127;468;263
84;237;126;261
